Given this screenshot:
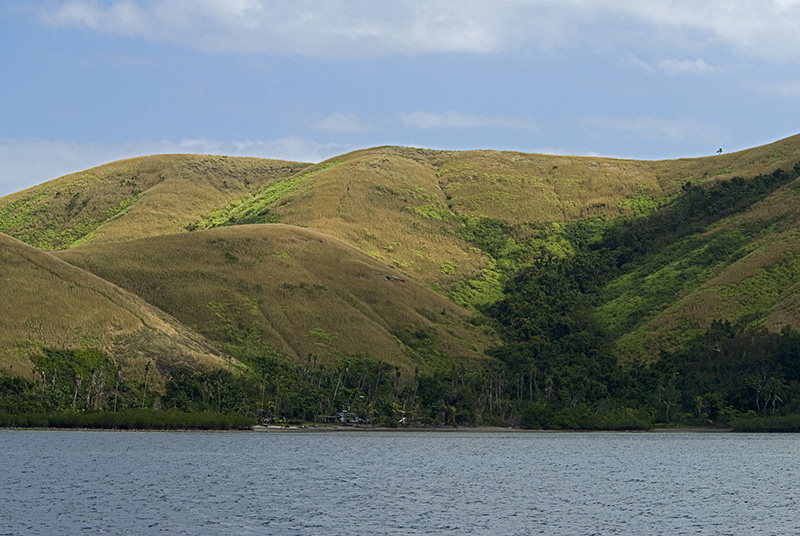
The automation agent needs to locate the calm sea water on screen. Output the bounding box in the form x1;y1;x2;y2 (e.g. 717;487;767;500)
1;429;798;535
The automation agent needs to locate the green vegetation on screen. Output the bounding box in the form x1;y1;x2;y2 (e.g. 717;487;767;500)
462;165;800;427
0;349;652;429
0;188;144;250
3;139;800;429
0;409;254;430
731;414;800;432
199;161;341;228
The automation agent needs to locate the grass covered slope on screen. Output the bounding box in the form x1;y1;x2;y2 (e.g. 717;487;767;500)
203;148;489;291
3;135;800;372
0;154;308;250
0;233;228;385
198;138;800;293
3;136;800;426
55;224;492;373
480;159;800;361
613;176;800;354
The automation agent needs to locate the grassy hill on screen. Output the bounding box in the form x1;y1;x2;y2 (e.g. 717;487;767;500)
0;154;308;250
55;224;491;374
2;135;800;385
0;232;228;389
603;173;800;356
198;138;800;294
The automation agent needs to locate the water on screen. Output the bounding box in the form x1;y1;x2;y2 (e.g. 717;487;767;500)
1;430;798;535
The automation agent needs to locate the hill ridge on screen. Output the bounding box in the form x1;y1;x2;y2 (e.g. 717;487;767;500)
2;133;800;378
0;231;230;384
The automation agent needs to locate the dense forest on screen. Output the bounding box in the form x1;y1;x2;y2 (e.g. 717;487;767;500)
3;163;800;431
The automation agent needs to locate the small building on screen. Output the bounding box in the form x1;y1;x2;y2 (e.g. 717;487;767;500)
325;411;362;425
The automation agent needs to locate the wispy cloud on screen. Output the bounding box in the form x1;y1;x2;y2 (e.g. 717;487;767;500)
36;1;800;62
658;58;722;76
38;0;508;56
400;111;538;130
629;56;723;76
313;113;373;133
612;0;800;63
749;78;800;99
582;116;725;144
0;137;348;197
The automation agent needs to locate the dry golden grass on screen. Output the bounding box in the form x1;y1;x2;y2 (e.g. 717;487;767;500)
55;224;492;374
0;233;229;381
262;148;488;288
432;151;666;223
764;291;800;329
259;137;800;290
4;134;800;372
0;154;308;250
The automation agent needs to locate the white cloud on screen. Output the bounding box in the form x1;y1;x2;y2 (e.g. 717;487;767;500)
313;113;372;133
659;59;722;76
626;55;656;73
582;116;725;144
609;0;800;62
40;0;155;38
35;0;800;62
39;0;509;56
629;56;723;76
400;111;538;130
749;79;800;99
0;137;348;197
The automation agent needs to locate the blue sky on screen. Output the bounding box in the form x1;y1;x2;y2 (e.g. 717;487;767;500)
2;0;800;196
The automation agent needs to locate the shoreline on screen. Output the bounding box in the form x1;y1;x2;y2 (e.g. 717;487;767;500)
0;424;735;433
251;424;734;433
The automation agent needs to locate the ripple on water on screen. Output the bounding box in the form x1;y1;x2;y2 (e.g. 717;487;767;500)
1;430;799;535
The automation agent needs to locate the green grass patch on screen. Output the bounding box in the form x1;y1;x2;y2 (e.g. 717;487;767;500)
203;161;342;228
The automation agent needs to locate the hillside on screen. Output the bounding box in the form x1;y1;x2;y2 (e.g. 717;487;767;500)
201;137;800;293
596;173;800;356
0;154;309;250
55;224;491;374
2;136;800;427
0;232;228;388
1;138;799;361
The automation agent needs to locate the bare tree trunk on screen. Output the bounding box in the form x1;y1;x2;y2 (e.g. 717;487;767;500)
114;369;121;413
260;374;267;421
332;368;347;406
85;368;96;409
95;362;109;410
141;361;151;409
529;372;533;402
369;363;383;406
71;374;81;410
217;372;222;413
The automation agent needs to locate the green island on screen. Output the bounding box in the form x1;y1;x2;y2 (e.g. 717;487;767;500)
3;138;800;432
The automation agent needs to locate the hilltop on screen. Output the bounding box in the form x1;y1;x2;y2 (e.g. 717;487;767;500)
2;135;800;427
0;154;309;250
3;137;800;364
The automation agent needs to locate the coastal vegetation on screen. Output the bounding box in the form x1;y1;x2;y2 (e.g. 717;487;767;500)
2;136;800;430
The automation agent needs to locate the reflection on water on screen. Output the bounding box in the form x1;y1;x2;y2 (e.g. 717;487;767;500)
1;430;798;535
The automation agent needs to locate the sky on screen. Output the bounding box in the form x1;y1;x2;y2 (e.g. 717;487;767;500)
2;0;800;196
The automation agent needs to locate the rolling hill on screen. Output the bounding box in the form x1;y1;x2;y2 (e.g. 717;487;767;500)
2;135;800;393
0;154;309;250
54;224;491;374
0;232;228;390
